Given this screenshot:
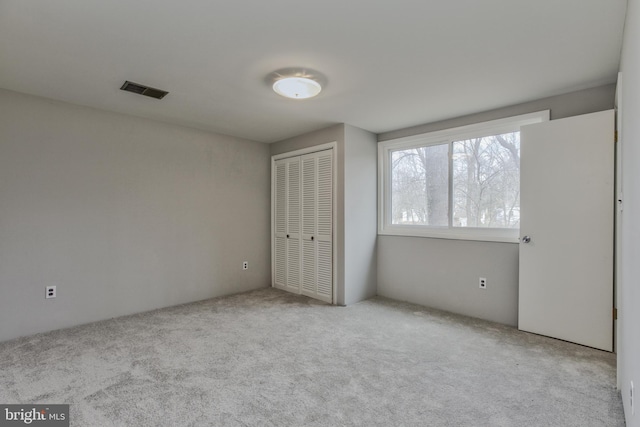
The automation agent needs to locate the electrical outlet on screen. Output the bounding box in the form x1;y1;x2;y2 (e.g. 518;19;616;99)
479;278;487;289
242;261;248;270
631;381;635;415
45;286;56;299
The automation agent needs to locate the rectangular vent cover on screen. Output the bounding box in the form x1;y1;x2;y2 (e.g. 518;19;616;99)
120;81;168;99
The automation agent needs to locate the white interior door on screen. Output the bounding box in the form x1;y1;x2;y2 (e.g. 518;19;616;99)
519;110;614;352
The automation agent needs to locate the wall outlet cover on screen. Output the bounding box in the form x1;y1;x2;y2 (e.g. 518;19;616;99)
46;285;57;299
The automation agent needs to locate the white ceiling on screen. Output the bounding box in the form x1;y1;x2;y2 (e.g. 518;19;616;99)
0;0;627;143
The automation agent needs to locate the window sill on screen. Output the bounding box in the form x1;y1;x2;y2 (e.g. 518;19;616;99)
378;226;520;243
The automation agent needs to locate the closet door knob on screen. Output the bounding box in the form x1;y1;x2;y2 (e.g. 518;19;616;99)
311;236;314;241
286;234;290;238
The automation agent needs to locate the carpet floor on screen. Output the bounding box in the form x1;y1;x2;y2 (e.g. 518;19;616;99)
0;288;624;426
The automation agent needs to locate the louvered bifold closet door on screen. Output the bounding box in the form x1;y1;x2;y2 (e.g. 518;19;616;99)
286;158;302;292
273;157;302;292
315;151;333;302
273;149;332;303
300;150;333;303
301;155;317;298
273;159;288;290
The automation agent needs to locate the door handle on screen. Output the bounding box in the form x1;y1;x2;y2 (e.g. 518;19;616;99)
521;235;531;243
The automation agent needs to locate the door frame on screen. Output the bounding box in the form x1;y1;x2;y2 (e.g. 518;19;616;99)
271;142;338;304
614;73;622;365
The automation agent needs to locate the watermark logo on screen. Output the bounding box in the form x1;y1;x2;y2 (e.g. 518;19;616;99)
0;405;69;426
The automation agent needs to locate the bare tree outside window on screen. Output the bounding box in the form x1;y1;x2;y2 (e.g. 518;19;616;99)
389;132;520;230
391;144;448;226
452;131;520;228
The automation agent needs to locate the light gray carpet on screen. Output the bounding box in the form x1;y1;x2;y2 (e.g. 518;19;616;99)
0;288;624;426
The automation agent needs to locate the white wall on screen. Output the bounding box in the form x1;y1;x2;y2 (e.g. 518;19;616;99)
377;85;615;327
0;89;271;342
619;0;640;424
378;237;519;325
344;124;377;305
379;84;617;142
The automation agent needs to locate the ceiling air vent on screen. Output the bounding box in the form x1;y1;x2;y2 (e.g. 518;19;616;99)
120;81;168;100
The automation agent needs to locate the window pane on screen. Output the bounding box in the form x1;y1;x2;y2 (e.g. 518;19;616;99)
452;132;520;228
391;143;449;226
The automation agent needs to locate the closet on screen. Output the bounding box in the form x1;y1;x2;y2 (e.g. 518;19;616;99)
273;148;333;303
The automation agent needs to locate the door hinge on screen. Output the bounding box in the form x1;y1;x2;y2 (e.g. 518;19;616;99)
614;131;618;143
613;307;618;320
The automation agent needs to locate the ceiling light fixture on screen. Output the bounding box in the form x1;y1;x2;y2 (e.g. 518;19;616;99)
268;68;326;100
273;77;321;99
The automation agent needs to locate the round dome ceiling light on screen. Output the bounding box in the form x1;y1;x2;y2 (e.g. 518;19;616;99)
268;68;326;100
273;77;321;99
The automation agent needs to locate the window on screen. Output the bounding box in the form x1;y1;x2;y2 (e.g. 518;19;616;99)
378;111;549;242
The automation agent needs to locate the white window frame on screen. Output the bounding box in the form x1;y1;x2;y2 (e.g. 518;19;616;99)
378;111;550;243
